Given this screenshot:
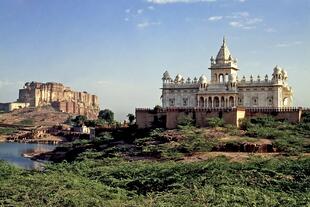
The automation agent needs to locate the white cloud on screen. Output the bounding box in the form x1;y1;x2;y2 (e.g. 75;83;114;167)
245;17;262;25
265;27;276;33
124;18;129;22
229;21;243;28
208;16;223;21
147;0;216;4
276;41;302;48
227;12;249;19
148;6;155;10
125;9;131;13
227;12;262;30
137;9;144;14
137;20;161;28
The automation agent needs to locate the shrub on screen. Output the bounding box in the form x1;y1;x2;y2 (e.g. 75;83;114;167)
250;116;279;127
301;111;310;123
17;118;34;126
206;117;224;128
239;118;254;130
177;115;194;127
245;126;289;139
0;127;17;135
274;136;304;155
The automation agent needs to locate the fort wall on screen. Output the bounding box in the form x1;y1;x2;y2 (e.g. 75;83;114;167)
136;107;303;129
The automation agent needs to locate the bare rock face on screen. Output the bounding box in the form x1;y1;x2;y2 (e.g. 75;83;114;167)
18;82;100;119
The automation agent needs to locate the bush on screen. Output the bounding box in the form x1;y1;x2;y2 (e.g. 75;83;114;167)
0;127;17;135
224;124;241;136
17;118;34;126
274;136;304;155
301;111;310;123
250;116;279;127
239;118;254;130
245;126;289;139
177;115;194;127
206;117;224;128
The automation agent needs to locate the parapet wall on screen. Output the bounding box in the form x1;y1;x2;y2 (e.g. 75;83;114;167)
245;107;302;123
136;107;303;129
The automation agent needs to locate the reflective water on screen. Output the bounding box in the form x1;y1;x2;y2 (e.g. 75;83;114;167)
0;142;55;169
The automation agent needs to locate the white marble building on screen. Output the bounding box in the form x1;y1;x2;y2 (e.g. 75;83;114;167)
161;38;293;108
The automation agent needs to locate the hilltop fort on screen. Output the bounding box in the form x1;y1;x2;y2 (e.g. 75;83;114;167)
0;82;99;119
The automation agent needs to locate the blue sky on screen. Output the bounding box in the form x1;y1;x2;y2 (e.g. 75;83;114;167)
0;0;309;120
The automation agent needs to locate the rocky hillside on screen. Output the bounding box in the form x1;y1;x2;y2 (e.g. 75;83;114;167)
0;106;71;126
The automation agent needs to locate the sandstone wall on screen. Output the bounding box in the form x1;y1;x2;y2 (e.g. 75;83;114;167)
136;108;242;129
245;108;302;123
18;82;99;119
136;107;302;129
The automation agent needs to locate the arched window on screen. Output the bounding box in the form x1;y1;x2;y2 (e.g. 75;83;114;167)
219;74;224;83
214;97;220;107
208;97;212;108
199;97;205;107
225;73;229;83
229;96;234;107
221;97;225;107
283;97;288;106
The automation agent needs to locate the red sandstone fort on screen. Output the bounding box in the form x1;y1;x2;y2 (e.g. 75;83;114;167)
0;82;99;119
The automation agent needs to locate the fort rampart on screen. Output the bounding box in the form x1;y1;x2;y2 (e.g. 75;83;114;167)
136;107;304;129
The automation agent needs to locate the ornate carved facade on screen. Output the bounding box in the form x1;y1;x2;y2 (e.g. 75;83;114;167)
162;38;293;108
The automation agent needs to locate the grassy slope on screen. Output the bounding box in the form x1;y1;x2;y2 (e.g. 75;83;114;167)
0;116;310;207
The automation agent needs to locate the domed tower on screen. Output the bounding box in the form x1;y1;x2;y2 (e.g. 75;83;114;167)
198;74;208;90
209;37;239;84
162;70;172;83
272;65;284;84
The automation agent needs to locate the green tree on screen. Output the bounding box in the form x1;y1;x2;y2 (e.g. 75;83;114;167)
98;109;114;124
127;113;135;125
72;115;87;127
154;105;163;111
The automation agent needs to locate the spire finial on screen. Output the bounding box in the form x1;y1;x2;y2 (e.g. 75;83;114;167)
223;36;226;46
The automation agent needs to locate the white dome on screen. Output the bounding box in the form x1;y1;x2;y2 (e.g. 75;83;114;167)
162;71;171;80
274;65;282;74
198;75;208;84
175;74;183;82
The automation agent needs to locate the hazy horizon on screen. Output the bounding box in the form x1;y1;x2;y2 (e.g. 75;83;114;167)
0;0;309;120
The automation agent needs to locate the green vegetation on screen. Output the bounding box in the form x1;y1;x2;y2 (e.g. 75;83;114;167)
71;115;88;127
0;127;17;135
207;117;225;128
98;109;114;124
0;154;309;206
1;115;310;206
177;114;194;127
127;113;135;125
239;116;310;155
16;118;34;126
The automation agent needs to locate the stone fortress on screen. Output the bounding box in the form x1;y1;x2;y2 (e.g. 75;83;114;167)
0;82;99;119
136;38;303;129
161;37;293;109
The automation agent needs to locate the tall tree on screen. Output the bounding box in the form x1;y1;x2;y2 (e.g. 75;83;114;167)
72;115;87;127
98;109;114;124
127;113;135;125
